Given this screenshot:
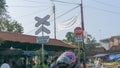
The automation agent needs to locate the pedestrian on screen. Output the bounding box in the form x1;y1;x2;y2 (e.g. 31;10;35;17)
0;59;10;68
49;56;58;68
95;58;102;68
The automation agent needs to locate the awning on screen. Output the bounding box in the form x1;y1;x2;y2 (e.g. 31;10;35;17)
22;51;55;56
94;53;108;57
106;54;120;61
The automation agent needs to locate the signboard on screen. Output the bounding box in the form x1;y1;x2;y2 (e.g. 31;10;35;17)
74;27;83;36
36;36;50;43
23;51;42;56
75;36;83;42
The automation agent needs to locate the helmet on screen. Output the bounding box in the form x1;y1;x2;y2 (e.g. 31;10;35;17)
64;52;76;63
56;56;71;65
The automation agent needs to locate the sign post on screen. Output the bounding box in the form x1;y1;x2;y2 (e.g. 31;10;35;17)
74;27;83;68
35;15;50;63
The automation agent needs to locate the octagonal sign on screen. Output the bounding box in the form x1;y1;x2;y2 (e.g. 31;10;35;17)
74;27;83;36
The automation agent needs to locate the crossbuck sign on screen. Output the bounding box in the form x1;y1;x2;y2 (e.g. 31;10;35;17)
35;15;50;35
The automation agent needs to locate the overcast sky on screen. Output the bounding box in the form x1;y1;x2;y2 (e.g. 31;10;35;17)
6;0;120;42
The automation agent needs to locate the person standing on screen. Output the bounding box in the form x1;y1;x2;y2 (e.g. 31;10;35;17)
95;58;102;68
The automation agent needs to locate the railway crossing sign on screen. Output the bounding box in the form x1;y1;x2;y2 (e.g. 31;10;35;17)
35;15;50;27
35;15;50;35
34;15;50;64
35;26;50;35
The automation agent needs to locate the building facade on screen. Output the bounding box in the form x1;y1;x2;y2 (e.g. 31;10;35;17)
100;36;120;50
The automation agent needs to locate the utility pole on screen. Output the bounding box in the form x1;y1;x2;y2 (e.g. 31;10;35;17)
80;0;86;68
53;3;56;39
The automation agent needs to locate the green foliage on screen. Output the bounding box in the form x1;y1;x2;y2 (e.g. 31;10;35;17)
112;61;120;65
63;32;97;63
0;19;24;33
85;34;97;52
85;34;96;44
0;38;3;45
0;0;8;18
63;32;76;45
0;0;24;33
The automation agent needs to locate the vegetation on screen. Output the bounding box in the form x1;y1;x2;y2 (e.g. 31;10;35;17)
0;0;8;18
63;32;76;45
63;32;96;46
85;34;96;52
63;31;97;62
0;0;24;33
0;19;24;33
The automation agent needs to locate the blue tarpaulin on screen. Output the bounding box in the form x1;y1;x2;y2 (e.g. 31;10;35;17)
106;54;120;61
22;51;55;56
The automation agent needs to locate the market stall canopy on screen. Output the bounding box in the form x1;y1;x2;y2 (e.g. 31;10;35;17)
94;53;108;57
0;31;77;51
0;49;22;56
106;54;120;61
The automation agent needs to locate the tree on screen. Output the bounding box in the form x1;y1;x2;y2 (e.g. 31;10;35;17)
0;19;24;33
85;34;97;52
0;0;9;18
11;20;24;33
63;31;97;45
63;32;76;45
0;0;24;33
63;32;97;62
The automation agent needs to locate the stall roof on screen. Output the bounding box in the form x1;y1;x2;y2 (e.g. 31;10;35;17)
0;31;77;50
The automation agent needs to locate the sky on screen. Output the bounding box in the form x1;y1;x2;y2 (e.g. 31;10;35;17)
6;0;120;42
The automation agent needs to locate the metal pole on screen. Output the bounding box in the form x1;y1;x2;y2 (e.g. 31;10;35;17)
42;24;44;63
80;0;86;68
53;3;56;39
78;40;81;68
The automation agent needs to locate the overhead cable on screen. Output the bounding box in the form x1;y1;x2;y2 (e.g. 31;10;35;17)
54;0;79;5
26;5;79;34
23;0;42;4
56;5;79;19
8;5;50;8
16;7;51;18
85;5;120;15
92;0;120;8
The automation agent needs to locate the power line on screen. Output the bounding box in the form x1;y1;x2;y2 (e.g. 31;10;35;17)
26;27;38;34
8;5;50;8
15;7;51;19
85;5;120;15
92;0;120;8
56;5;79;19
26;5;79;34
53;0;79;5
49;5;79;22
23;0;42;4
63;16;78;28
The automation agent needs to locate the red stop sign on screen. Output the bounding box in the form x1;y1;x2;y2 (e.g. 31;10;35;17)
74;27;83;36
